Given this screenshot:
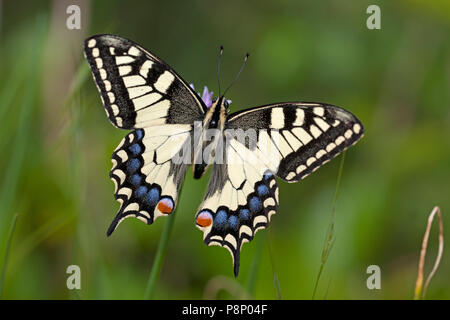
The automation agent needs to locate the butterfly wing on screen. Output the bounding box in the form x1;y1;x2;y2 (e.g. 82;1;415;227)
226;102;364;182
84;34;205;234
84;34;207;128
195;162;278;277
107;125;192;235
195;102;364;276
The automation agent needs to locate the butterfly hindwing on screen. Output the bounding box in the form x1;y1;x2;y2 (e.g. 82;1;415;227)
195;162;278;277
108;125;193;235
84;34;206;129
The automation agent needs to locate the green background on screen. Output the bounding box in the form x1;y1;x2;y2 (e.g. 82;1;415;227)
0;0;449;299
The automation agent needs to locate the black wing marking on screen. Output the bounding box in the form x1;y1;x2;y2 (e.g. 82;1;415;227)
108;125;192;235
84;34;206;129
226;102;364;182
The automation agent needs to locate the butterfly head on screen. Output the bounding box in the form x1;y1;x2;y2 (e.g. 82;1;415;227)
203;93;232;127
211;95;230;109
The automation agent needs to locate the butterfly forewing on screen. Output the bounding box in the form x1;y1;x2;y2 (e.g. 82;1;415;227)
84;34;206;129
227;102;364;182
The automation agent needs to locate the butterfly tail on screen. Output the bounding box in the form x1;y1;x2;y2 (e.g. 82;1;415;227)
107;215;121;236
233;249;241;277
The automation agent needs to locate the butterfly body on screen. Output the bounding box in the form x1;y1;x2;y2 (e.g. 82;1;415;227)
193;96;228;179
84;34;364;276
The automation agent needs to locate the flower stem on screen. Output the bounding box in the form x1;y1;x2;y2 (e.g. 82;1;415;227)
144;213;177;299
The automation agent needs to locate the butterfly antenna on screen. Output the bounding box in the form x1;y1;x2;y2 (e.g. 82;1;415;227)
223;53;249;96
217;45;224;97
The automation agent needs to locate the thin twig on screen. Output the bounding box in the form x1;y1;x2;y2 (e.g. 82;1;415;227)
414;206;444;300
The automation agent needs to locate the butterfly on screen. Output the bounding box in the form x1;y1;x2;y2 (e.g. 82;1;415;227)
84;34;364;277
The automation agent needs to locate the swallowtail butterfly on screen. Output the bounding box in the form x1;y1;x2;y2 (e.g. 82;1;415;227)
84;34;364;276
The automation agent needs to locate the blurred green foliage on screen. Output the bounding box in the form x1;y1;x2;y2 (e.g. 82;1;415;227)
0;0;449;299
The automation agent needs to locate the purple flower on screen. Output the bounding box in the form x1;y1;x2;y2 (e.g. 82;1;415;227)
201;86;214;108
190;84;231;108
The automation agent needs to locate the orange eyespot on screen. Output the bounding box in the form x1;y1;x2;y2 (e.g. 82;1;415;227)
196;211;213;227
157;198;174;214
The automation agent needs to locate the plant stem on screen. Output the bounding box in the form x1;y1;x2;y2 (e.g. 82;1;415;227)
144;213;177;299
312;151;346;299
414;206;443;300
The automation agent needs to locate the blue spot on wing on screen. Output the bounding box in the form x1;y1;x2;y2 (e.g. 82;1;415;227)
239;208;250;220
129;144;141;155
135;186;147;198
136;129;143;140
127;158;141;173
228;215;239;230
130;174;142;186
145;188;160;206
257;184;269;197
215;210;228;228
263;171;273;181
249;196;262;213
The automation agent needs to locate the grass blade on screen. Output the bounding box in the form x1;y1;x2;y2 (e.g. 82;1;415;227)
312;151;346;299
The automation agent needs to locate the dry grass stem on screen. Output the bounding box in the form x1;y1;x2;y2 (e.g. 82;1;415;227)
414;206;444;300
